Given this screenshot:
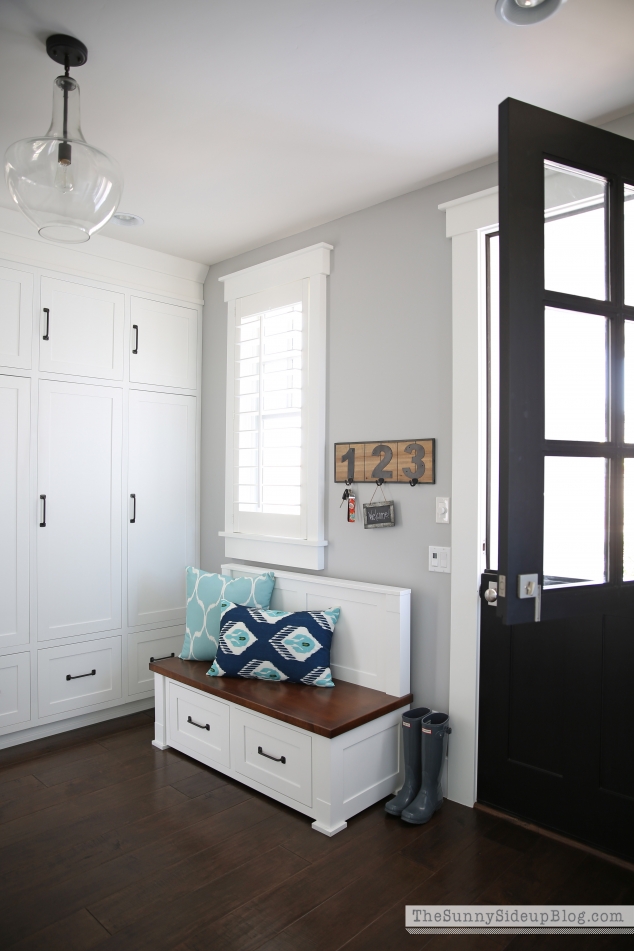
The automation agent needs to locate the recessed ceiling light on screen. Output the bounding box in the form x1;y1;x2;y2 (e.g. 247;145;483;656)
112;213;144;227
495;0;566;26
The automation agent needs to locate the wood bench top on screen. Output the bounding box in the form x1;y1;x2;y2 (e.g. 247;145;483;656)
149;657;412;739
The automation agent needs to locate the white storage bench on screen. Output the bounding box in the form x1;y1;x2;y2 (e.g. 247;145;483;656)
151;565;412;836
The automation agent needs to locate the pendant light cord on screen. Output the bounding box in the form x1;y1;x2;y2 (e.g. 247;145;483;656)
62;55;69;140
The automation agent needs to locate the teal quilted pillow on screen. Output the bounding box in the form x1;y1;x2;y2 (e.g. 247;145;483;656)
179;568;275;661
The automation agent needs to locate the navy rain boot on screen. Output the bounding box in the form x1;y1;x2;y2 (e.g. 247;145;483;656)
385;707;431;816
401;712;451;825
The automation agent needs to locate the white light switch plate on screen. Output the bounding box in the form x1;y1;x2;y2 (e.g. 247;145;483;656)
429;546;451;573
435;497;450;523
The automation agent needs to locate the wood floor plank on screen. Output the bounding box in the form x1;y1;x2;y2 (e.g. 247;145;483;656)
180;809;437;951
0;779;253;903
7;908;110;951
0;752;203;847
81;846;310;951
251;851;433;951
0;772;45;803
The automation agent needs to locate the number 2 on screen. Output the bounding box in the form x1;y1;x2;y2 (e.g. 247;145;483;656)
372;444;393;479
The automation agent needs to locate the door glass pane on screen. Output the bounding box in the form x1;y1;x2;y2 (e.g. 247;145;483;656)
625;321;634;443
624;459;634;581
544;161;607;301
625;184;634;306
544;307;607;442
543;456;606;587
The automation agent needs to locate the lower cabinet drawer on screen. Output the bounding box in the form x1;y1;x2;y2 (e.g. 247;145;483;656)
167;682;230;768
0;652;31;729
231;707;312;806
38;636;122;717
128;626;185;695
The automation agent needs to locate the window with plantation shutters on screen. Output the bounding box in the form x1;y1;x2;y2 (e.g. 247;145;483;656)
220;244;330;570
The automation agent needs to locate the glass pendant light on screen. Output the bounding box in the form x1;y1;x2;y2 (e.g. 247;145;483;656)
4;35;122;244
495;0;566;25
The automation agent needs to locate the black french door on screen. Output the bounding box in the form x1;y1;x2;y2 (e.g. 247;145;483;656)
478;99;634;861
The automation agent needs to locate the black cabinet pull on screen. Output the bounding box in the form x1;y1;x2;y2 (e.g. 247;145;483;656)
150;653;175;663
43;308;50;340
132;324;139;354
39;494;46;527
258;746;286;764
66;669;96;681
187;715;210;731
130;493;136;523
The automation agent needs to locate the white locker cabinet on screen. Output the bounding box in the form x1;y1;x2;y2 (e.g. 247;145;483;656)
128;626;185;695
38;636;122;717
37;381;122;640
127;390;196;628
40;278;124;380
129;297;197;389
0;652;30;729
0;264;33;369
0;376;30;649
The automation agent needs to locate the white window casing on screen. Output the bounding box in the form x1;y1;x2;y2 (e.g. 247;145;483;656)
219;243;332;570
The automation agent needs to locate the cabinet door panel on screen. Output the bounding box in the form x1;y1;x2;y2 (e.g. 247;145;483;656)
128;390;196;627
0;376;29;648
129;297;197;389
0;264;32;369
38;381;122;640
40;278;124;379
0;652;30;729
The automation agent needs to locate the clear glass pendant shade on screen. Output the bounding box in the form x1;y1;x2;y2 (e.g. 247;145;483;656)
4;76;122;243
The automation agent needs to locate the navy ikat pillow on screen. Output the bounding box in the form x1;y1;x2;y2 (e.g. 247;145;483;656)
207;602;340;687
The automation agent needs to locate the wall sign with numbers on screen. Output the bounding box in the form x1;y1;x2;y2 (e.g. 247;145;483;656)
334;440;435;484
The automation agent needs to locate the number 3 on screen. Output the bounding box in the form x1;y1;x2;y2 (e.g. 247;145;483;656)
402;443;425;480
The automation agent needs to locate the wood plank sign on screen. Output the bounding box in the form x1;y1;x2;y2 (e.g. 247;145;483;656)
334;440;435;484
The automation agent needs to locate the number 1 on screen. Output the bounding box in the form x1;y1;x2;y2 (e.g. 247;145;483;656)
341;446;355;481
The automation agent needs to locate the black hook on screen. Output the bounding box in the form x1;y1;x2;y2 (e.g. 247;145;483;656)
345;478;353;486
375;478;385;486
409;477;419;486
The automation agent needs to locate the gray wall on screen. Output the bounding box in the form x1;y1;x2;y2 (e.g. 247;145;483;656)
200;161;497;712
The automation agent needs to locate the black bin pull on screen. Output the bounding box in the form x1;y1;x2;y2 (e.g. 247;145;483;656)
130;493;136;523
66;669;96;681
132;324;139;354
150;653;175;663
258;746;286;764
39;494;46;528
187;715;210;731
42;308;50;340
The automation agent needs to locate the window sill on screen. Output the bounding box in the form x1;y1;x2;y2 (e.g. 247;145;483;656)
218;532;328;570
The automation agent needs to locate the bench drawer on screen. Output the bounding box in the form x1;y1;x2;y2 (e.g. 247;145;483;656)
38;636;122;717
168;682;230;768
231;706;312;806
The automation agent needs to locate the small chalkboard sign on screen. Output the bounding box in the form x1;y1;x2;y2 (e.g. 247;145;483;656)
363;500;395;529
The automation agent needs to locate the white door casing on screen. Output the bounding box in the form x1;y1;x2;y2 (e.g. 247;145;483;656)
37;380;123;640
439;186;499;808
0;264;33;370
40;277;124;380
127;389;196;628
0;375;30;648
129;297;198;389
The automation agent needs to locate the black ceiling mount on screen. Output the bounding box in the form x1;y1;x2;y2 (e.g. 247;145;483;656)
46;34;88;68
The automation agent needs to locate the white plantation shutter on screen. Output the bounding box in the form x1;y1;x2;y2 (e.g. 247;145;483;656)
233;281;307;539
220;243;330;569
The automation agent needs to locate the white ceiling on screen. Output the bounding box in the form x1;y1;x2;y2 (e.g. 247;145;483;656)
1;0;634;265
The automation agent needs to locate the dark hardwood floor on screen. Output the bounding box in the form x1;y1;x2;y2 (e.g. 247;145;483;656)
0;711;632;951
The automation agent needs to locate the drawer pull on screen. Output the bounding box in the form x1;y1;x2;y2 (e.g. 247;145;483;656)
150;653;175;663
258;745;286;765
132;324;139;354
66;669;96;681
187;715;210;731
39;494;47;528
42;308;50;340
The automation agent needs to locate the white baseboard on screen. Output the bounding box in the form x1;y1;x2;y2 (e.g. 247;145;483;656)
0;697;155;751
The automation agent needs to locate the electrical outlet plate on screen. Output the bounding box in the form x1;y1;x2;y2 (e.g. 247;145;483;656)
435;497;450;523
429;546;451;573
